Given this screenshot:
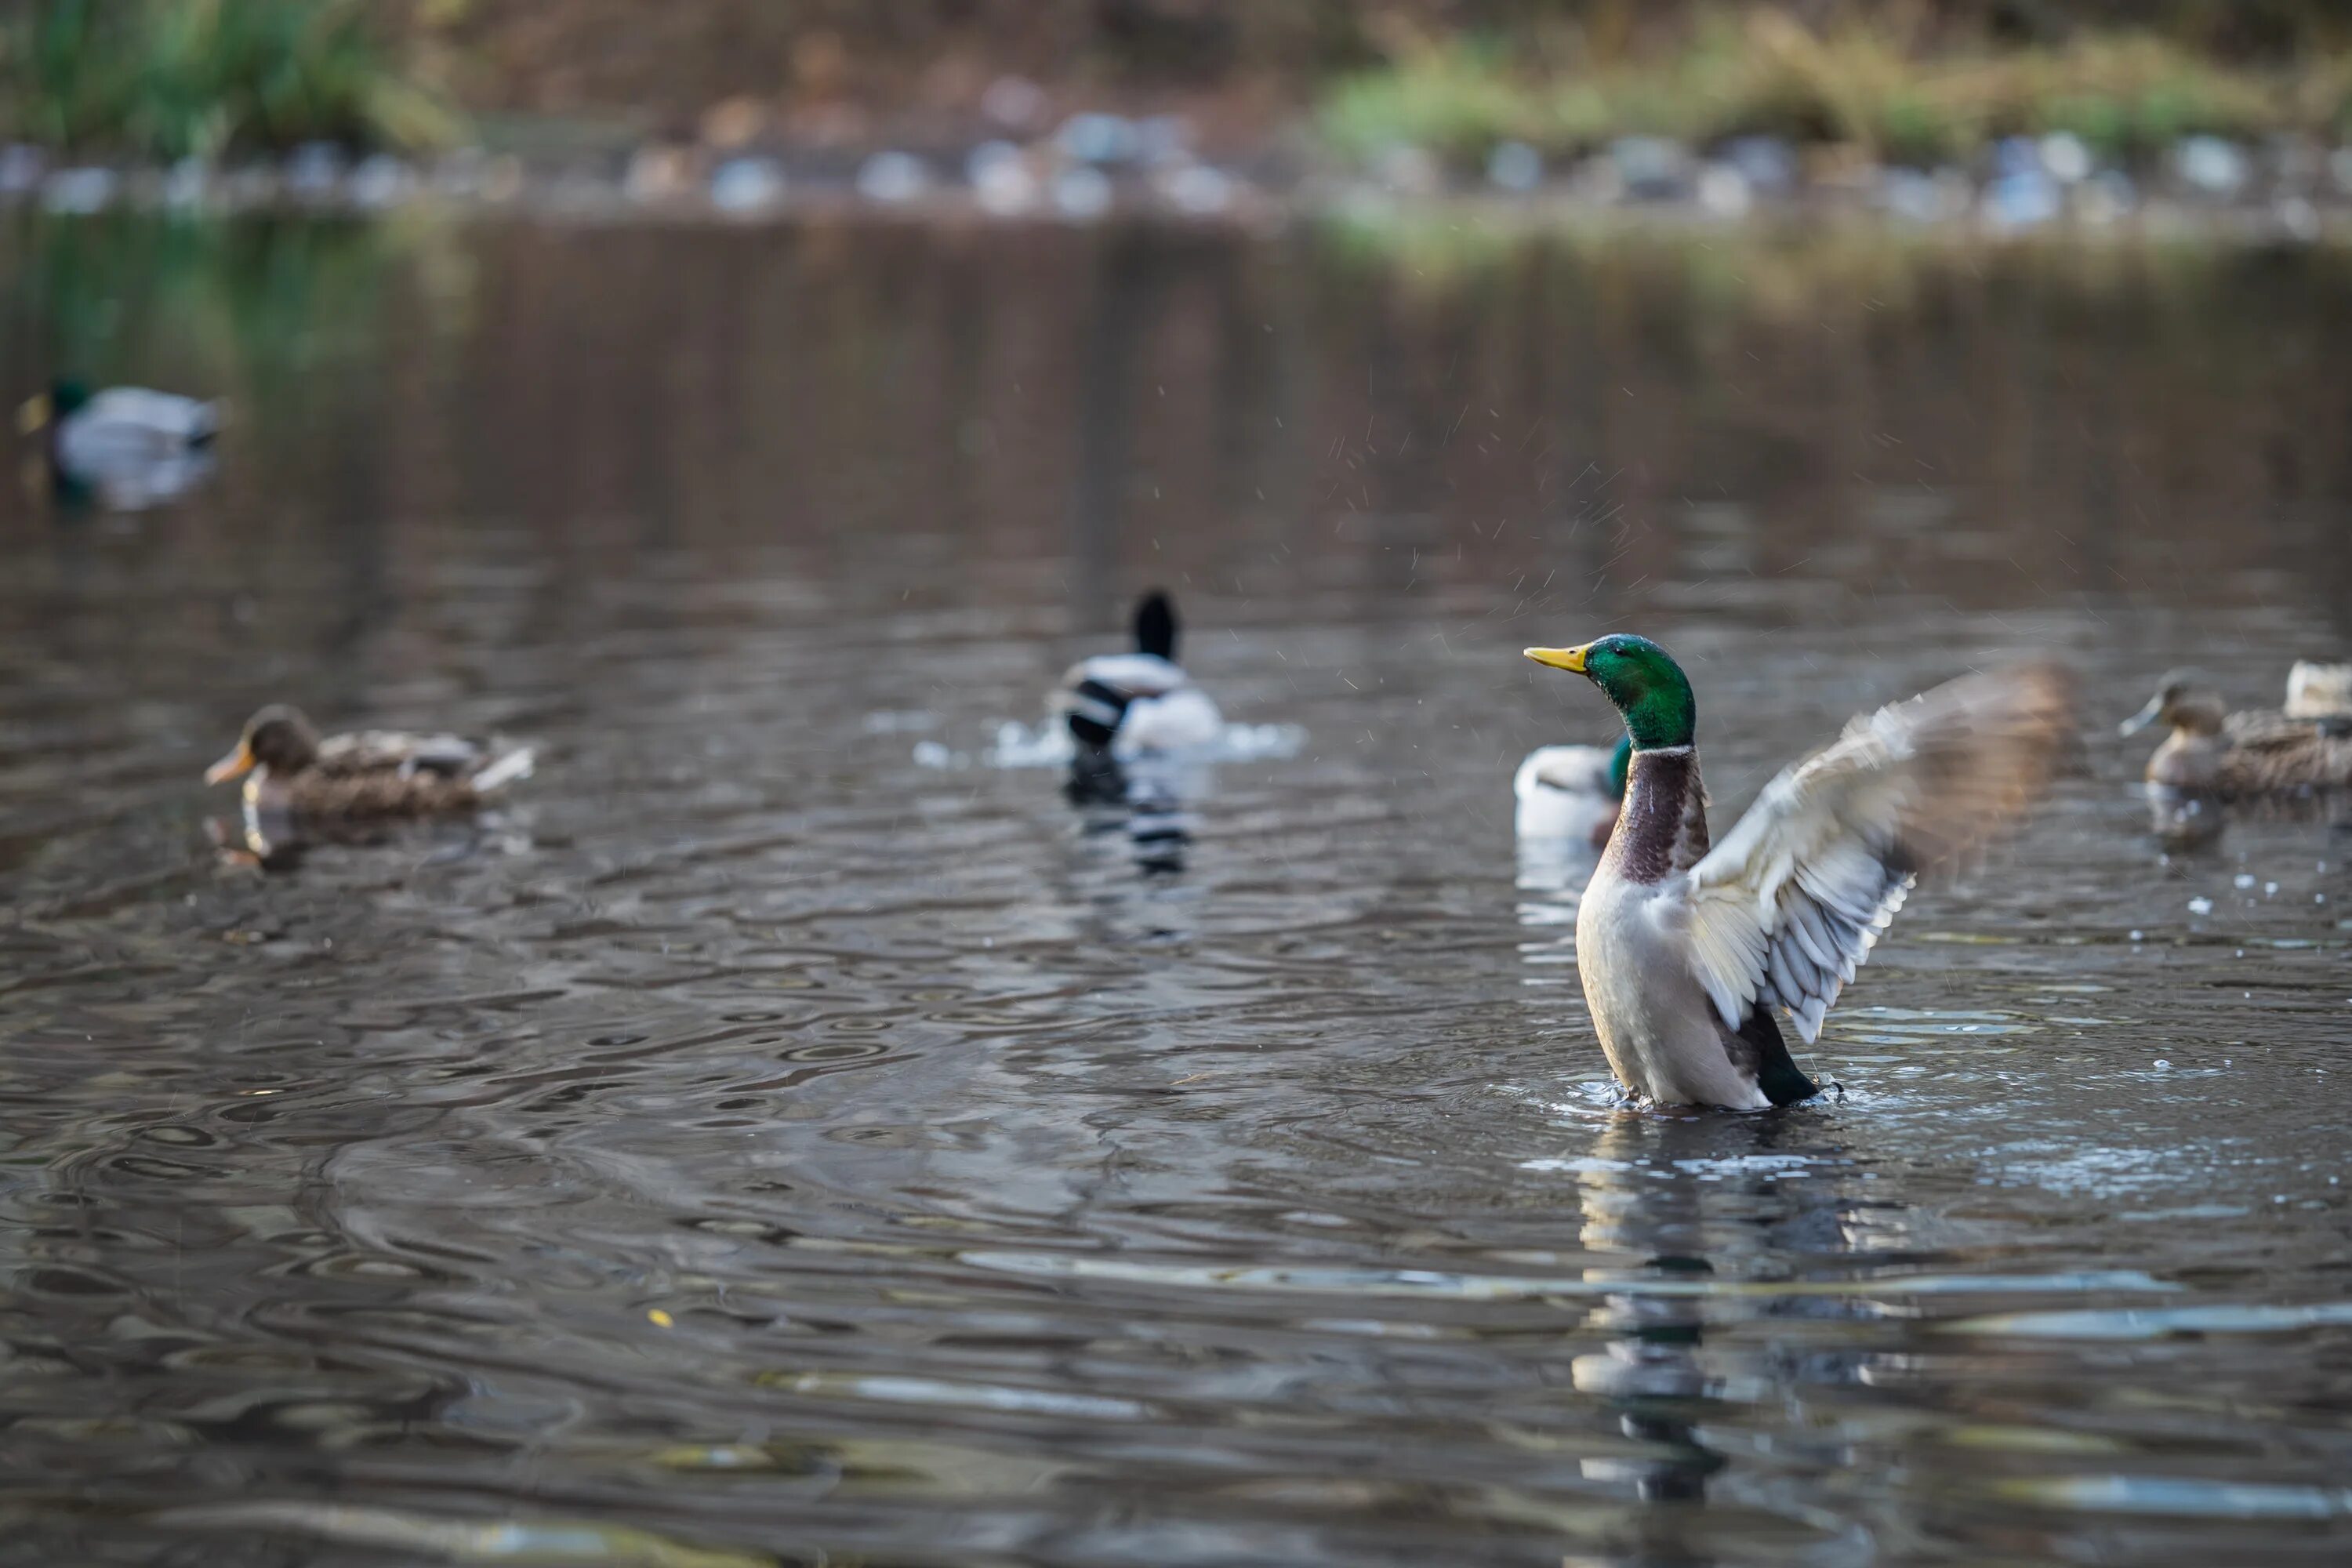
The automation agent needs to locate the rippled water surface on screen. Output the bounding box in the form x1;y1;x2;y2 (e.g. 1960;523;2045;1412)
2;214;2350;1567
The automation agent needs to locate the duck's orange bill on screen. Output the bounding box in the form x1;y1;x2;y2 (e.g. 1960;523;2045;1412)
204;741;256;784
1523;644;1591;673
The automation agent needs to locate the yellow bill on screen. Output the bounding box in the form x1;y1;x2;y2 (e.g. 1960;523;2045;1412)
204;740;256;785
1523;644;1591;673
16;394;53;436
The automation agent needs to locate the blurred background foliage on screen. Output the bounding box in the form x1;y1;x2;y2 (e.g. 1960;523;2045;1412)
0;0;458;158
392;2;2352;122
3;2;2352;160
395;2;2352;103
1318;13;2350;165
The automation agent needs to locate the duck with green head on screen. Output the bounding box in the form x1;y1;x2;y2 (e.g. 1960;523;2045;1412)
19;377;220;510
1523;635;2073;1109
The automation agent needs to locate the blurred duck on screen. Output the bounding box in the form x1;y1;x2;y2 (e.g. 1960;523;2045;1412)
2120;670;2352;793
204;705;534;818
1524;635;2071;1109
1515;733;1631;846
19;378;220;510
1051;591;1223;755
2285;660;2352;726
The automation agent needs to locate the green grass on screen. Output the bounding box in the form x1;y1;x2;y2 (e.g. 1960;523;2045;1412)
1318;11;2352;171
0;0;459;160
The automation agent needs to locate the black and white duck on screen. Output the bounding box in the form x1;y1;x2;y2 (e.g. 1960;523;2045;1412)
19;378;220;510
1051;591;1223;756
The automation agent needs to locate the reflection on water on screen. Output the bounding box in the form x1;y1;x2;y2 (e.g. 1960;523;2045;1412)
0;211;2348;1566
1065;753;1198;878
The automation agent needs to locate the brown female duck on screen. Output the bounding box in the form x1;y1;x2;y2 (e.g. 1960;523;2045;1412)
203;705;534;818
2120;672;2352;794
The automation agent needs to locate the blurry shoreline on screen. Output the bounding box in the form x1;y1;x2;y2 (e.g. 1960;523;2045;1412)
5;132;2350;247
13;5;2352;244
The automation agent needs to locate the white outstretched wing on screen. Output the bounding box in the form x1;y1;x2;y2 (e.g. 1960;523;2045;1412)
1682;664;2074;1044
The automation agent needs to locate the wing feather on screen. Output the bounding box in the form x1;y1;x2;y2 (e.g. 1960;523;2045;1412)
1682;663;2073;1044
315;731;482;777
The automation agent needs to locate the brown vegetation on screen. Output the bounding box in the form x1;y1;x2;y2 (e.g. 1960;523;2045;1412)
397;2;2352;136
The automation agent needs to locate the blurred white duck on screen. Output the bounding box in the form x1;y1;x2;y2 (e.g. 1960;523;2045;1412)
1515;732;1631;845
1523;635;2072;1110
19;378;220;510
2285;660;2352;724
1052;591;1222;755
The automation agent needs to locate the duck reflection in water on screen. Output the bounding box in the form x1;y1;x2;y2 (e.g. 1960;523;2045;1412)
1515;825;1608;932
1066;750;1196;877
209;796;391;872
2143;783;2227;852
209;798;513;874
1568;1111;1859;1510
2142;779;2352;855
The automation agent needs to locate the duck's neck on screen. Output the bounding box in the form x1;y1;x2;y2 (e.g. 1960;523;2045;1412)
2171;695;2227;738
1599;746;1709;883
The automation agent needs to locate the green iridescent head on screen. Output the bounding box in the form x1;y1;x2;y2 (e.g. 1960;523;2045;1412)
1523;634;1697;751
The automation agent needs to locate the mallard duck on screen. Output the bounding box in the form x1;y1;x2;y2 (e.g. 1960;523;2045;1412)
1523;637;2072;1110
1515;734;1631;845
18;379;220;510
2119;671;2352;793
1051;591;1223;755
203;705;534;818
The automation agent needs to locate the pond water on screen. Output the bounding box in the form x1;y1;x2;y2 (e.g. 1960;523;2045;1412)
2;212;2349;1567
